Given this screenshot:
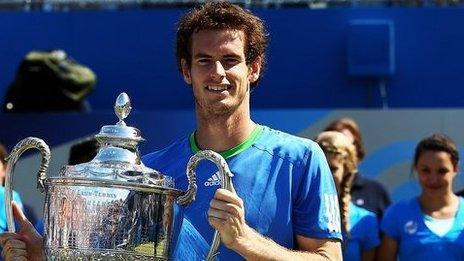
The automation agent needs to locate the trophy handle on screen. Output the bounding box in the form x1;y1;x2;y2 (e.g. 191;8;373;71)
4;137;50;232
177;150;234;261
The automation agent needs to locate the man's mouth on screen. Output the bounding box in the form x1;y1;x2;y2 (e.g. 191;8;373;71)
206;84;232;92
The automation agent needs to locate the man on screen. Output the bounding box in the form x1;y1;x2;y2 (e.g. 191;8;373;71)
0;2;342;260
144;2;341;259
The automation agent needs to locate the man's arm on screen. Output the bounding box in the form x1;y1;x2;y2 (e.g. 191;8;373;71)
231;228;341;261
208;188;342;260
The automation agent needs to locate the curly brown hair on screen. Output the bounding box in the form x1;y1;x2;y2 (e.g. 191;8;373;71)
176;1;269;89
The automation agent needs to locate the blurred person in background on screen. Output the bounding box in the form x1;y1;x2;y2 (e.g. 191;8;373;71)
378;134;464;260
324;117;391;220
317;131;380;261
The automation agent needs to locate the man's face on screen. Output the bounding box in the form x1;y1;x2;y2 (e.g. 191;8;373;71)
181;29;260;117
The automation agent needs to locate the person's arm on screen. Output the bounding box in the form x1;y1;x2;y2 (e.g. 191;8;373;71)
376;234;398;261
234;230;341;260
208;188;342;260
0;202;45;261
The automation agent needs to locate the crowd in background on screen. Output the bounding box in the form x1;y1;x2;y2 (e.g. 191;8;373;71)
316;118;464;260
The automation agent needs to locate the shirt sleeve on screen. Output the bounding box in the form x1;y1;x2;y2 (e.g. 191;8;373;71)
292;142;342;240
380;203;401;241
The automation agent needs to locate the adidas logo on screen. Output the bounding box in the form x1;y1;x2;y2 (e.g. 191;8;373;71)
204;171;222;186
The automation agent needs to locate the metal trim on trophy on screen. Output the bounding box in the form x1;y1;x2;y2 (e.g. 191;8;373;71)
5;93;234;260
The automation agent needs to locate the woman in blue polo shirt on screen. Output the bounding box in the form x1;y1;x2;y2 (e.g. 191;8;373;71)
316;131;380;261
378;134;464;260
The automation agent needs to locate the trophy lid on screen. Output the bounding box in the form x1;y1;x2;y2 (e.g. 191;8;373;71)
55;93;175;190
95;92;144;149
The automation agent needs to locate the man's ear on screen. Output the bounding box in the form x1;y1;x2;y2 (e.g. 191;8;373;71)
181;59;192;85
249;56;262;83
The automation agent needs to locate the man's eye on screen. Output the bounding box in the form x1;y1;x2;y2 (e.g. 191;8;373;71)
197;59;210;65
224;58;239;64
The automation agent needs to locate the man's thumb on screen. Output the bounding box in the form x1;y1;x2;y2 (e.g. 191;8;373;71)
12;202;32;230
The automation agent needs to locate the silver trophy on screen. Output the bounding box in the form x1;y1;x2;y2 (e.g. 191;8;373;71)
4;93;233;260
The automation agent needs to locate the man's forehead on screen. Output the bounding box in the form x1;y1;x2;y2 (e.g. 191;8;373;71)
191;29;245;43
190;29;246;57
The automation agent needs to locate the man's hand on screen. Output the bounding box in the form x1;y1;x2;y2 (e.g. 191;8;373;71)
0;202;45;261
207;188;342;261
207;185;253;250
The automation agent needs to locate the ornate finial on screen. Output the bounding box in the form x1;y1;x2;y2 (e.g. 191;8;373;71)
114;93;131;126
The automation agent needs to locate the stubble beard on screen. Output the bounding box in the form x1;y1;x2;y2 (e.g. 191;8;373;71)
195;92;248;123
195;98;234;121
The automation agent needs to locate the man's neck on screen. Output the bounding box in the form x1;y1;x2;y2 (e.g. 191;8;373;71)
195;111;256;152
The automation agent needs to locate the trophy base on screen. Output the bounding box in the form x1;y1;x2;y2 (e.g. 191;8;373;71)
46;248;168;260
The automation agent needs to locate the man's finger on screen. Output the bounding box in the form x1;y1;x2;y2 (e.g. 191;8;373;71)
208;216;226;229
208;207;228;220
0;234;22;247
2;238;27;259
214;189;243;206
3;238;27;252
3;246;28;261
210;200;242;217
11;202;32;230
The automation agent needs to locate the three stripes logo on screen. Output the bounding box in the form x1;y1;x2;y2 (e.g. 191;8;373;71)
324;193;341;234
204;171;222;186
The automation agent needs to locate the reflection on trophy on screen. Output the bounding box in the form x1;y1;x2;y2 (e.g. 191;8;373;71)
4;93;233;260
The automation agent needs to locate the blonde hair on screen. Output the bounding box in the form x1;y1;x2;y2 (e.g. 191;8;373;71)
316;131;358;236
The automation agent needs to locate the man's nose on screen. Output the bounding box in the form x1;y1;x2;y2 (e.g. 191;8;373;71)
210;61;226;80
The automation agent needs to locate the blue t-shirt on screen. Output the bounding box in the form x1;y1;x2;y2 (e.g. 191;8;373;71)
343;202;380;261
0;187;24;233
381;197;464;261
143;125;342;260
